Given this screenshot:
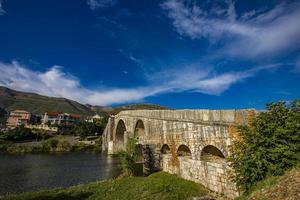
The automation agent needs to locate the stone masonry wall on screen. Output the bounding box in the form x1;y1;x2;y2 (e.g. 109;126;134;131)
161;154;238;199
103;109;254;199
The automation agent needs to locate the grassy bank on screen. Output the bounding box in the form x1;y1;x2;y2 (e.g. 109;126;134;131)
2;172;209;200
236;164;300;200
0;137;101;154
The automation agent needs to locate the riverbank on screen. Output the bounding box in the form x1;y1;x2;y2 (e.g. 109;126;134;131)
1;172;209;200
0;136;101;154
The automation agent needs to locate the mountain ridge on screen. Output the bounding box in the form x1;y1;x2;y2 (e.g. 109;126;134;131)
0;86;169;116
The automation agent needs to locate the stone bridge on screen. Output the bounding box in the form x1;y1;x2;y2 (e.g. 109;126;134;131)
102;109;254;199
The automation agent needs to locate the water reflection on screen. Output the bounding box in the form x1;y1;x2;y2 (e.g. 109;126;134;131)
0;152;120;196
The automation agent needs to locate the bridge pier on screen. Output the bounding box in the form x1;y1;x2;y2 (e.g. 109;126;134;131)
142;144;161;175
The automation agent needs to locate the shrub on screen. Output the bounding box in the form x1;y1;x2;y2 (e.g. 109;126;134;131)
56;140;72;152
41;138;59;151
229;100;300;193
118;138;138;177
0;125;37;141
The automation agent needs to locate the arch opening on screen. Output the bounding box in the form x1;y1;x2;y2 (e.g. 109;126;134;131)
134;120;145;139
115;120;126;150
161;144;170;154
177;145;192;157
201;145;225;162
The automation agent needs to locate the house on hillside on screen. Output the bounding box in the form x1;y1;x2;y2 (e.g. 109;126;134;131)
85;114;103;123
42;112;82;125
6;110;32;128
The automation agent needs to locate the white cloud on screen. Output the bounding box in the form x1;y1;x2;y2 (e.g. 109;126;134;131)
0;0;6;15
149;63;280;95
0;61;279;106
161;0;300;58
87;0;117;10
0;61;149;106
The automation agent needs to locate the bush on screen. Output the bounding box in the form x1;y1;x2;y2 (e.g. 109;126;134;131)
0;125;37;141
229;100;300;193
118;138;139;177
56;140;72;152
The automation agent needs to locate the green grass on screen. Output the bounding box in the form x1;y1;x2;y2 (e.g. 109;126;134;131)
2;172;209;200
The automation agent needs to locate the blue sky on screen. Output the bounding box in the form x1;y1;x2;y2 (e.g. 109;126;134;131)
0;0;299;109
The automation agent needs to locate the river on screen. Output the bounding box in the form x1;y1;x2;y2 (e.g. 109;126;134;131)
0;152;120;196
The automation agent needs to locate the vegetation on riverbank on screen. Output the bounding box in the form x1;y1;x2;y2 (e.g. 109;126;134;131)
0;122;103;154
229;100;300;194
118;138;139;177
2;172;209;200
0;137;101;154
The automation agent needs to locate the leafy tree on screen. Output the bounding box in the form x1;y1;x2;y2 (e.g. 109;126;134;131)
0;125;37;141
229;100;300;193
73;118;108;138
0;107;7;125
73;121;95;138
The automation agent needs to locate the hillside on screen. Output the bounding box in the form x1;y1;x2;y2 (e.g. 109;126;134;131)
0;87;169;116
0;86;93;115
238;164;300;200
108;103;170;115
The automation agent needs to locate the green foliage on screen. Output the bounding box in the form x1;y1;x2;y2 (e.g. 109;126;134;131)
41;138;60;151
229;99;300;193
57;124;74;135
2;172;208;200
0;125;38;141
0;107;7;124
118;138;139;177
0;134;102;154
236;164;300;200
73;121;105;139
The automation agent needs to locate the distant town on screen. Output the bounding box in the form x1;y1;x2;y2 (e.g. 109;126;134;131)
4;109;103;132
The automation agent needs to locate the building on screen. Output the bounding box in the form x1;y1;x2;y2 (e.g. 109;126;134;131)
85;114;103;123
42;112;82;125
6;110;32;128
42;112;62;125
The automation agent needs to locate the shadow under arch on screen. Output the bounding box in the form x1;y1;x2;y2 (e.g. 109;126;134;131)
200;145;225;162
134;119;145;139
115;119;126;151
177;144;192;157
161;144;171;154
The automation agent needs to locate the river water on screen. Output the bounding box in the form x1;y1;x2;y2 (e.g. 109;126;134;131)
0;152;121;196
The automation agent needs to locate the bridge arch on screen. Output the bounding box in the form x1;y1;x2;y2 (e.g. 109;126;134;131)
177;144;192;157
134;119;145;139
161;144;170;154
115;119;126;151
200;145;225;162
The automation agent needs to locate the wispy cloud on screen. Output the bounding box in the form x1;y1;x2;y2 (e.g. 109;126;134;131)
87;0;117;10
118;49;145;70
295;56;300;73
0;61;280;106
0;0;6;16
148;63;280;95
161;0;300;59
